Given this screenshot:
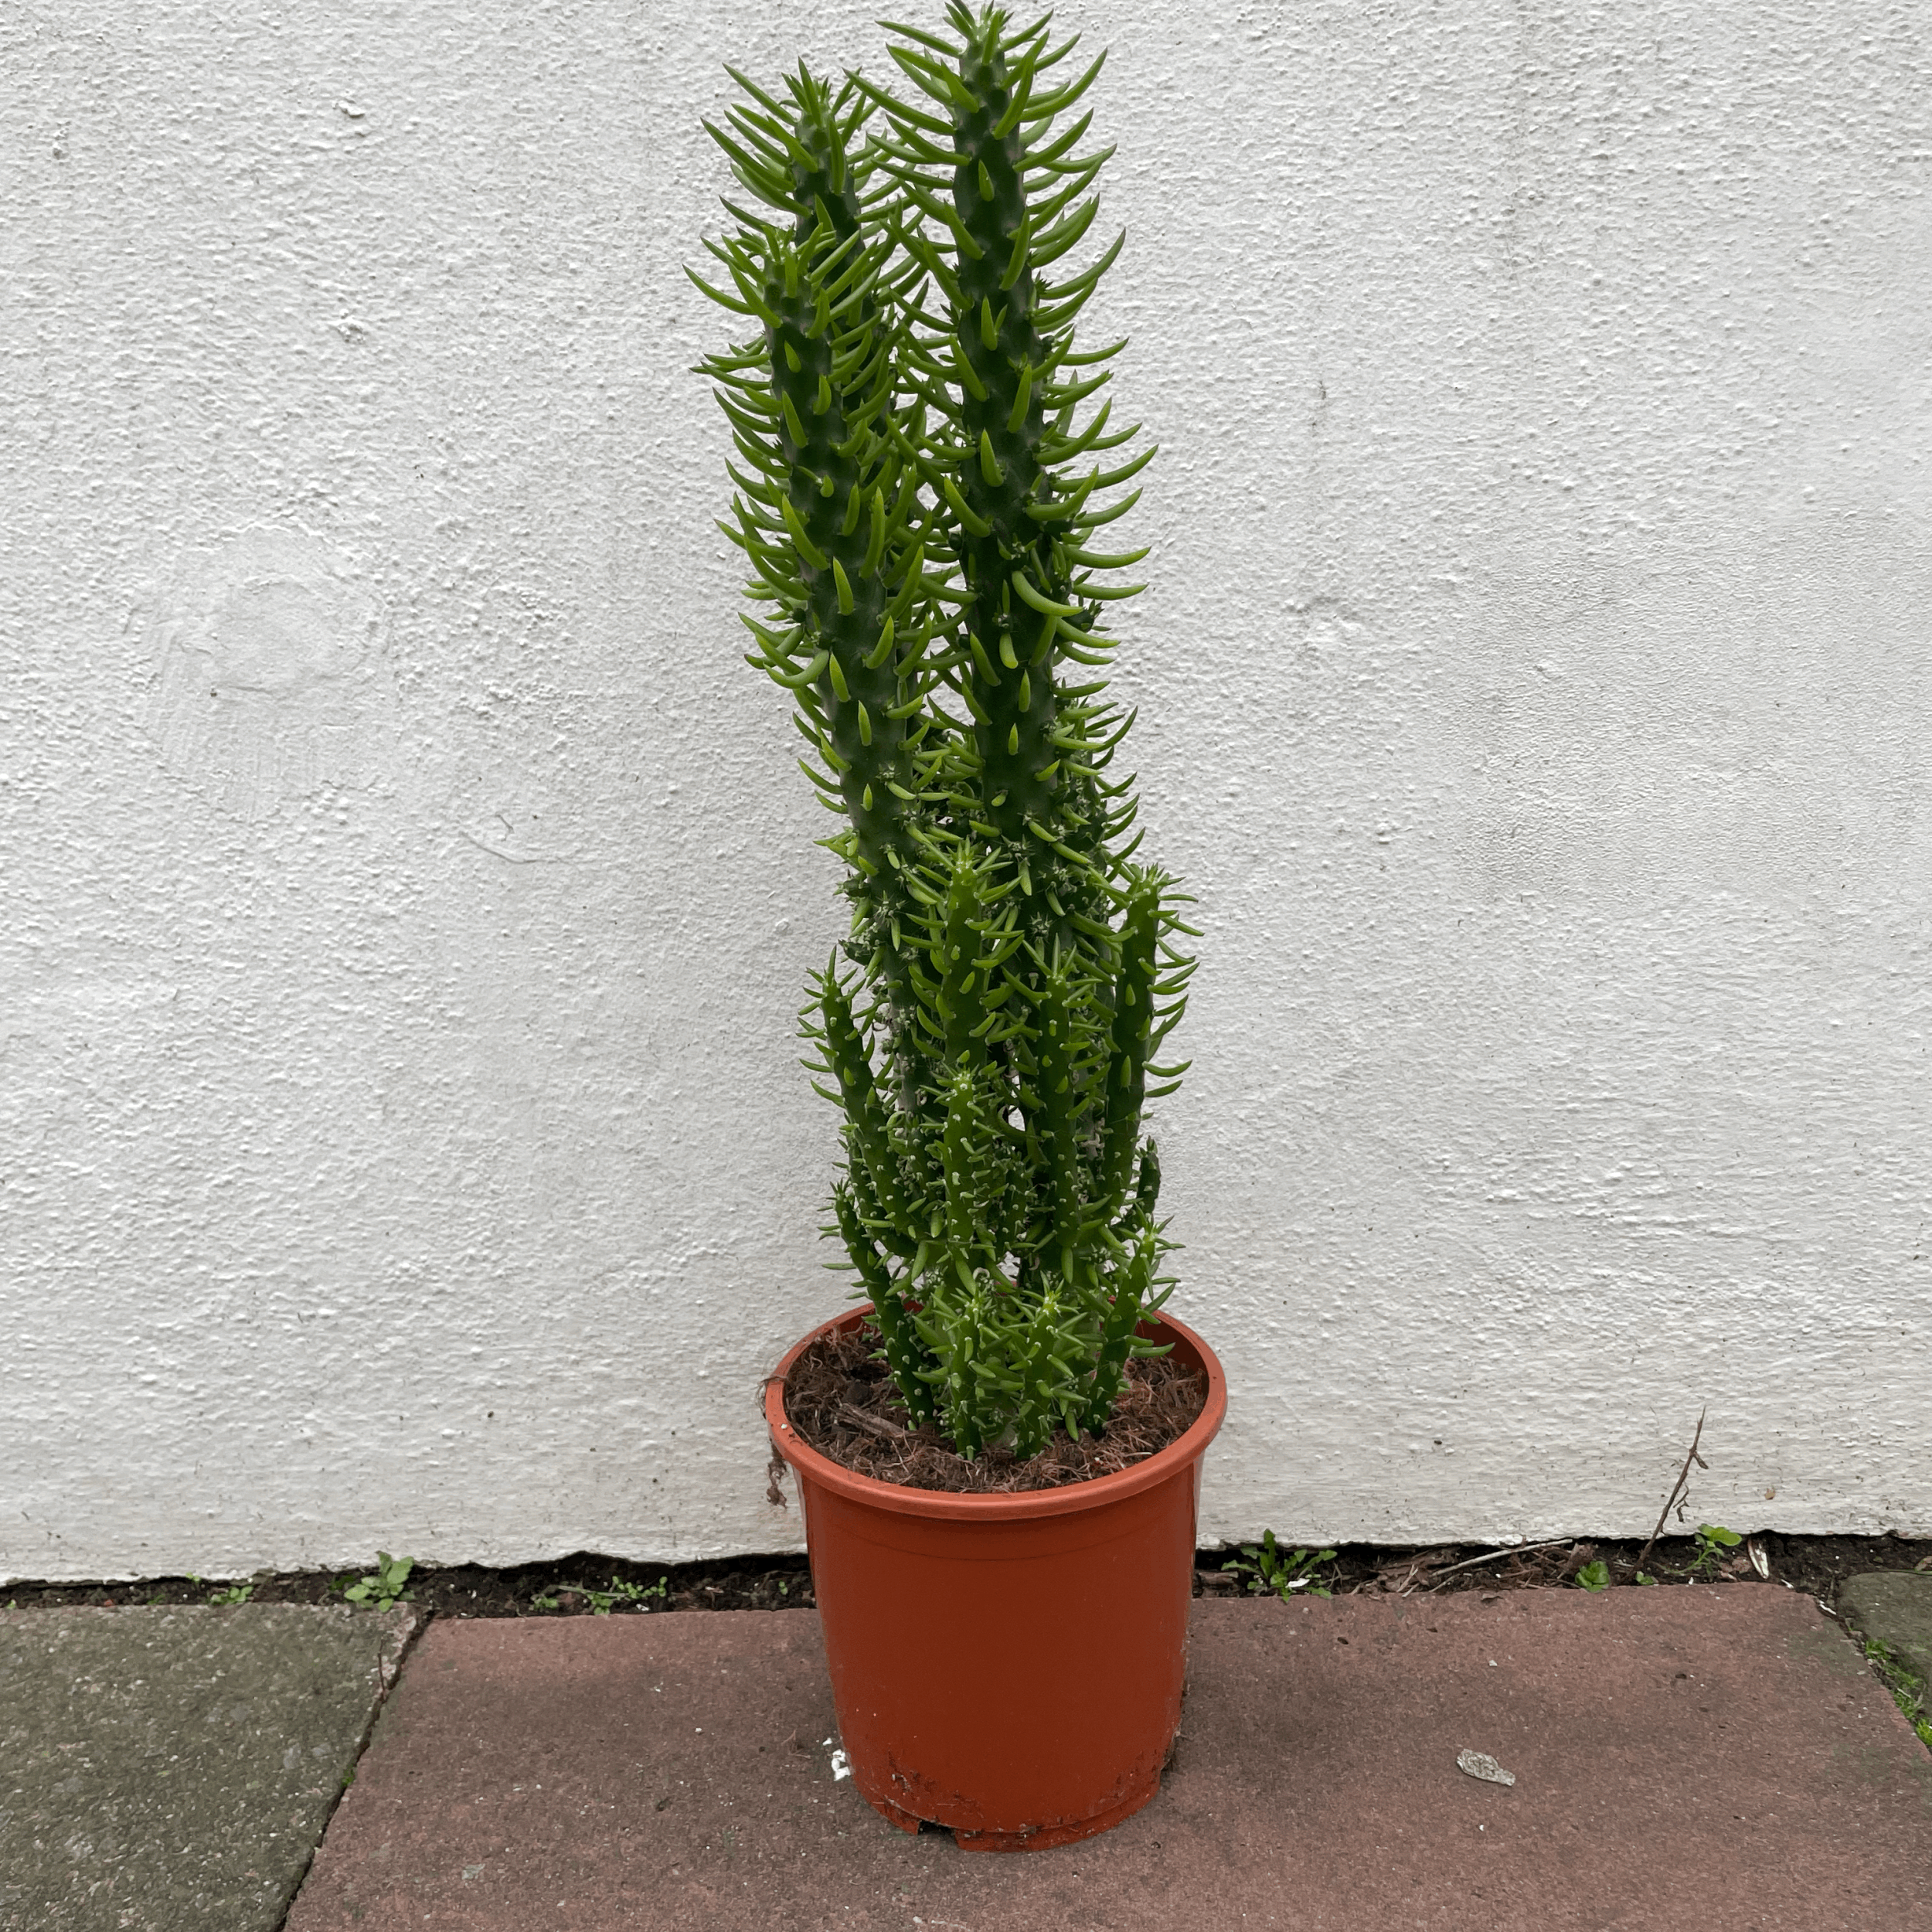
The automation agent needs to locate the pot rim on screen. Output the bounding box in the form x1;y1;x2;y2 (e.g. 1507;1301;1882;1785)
765;1305;1227;1522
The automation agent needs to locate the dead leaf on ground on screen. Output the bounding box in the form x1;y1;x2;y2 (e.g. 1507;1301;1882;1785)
1457;1749;1518;1787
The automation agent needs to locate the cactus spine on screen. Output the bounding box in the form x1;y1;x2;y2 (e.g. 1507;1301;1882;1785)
695;6;1197;1460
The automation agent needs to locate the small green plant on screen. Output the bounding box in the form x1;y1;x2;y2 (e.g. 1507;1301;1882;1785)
692;3;1196;1462
1573;1560;1611;1593
1223;1532;1337;1600
206;1581;254;1607
531;1593;562;1612
1689;1524;1742;1578
580;1575;670;1616
1860;1637;1932;1751
1634;1570;1660;1587
342;1553;414;1609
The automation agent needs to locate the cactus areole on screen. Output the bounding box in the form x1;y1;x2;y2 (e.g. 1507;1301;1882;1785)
693;5;1223;1846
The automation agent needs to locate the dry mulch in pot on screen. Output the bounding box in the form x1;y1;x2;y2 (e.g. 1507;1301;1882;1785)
774;1318;1207;1494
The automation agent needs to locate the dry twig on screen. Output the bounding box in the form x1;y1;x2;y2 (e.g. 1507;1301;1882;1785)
1370;1548;1464;1595
838;1403;910;1441
1637;1408;1707;1574
1421;1538;1577;1590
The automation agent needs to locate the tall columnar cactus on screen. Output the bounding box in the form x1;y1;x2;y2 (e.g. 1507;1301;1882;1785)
693;5;1197;1461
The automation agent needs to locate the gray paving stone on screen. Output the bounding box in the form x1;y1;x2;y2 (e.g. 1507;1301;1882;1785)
0;1604;416;1932
1838;1570;1932;1700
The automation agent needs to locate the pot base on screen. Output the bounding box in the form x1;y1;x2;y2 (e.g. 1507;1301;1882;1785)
868;1774;1159;1852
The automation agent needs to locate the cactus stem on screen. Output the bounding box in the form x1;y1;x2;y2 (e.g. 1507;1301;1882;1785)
699;22;1191;1461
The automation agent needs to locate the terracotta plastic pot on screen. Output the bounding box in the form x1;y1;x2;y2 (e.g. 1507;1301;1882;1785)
765;1307;1226;1852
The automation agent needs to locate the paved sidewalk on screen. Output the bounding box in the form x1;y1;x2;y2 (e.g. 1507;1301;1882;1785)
1839;1570;1932;1699
283;1586;1932;1932
0;1604;416;1932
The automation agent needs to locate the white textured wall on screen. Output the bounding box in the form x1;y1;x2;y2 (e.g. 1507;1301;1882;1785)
4;0;1928;1582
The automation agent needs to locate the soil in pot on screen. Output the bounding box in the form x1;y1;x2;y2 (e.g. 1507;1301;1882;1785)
778;1318;1207;1494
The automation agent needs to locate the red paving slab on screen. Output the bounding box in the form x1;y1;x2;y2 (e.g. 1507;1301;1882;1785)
285;1587;1932;1932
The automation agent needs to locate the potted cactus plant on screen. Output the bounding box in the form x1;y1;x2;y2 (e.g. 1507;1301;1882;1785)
691;2;1224;1851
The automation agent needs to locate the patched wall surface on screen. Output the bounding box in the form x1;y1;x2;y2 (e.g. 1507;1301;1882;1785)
2;0;1928;1580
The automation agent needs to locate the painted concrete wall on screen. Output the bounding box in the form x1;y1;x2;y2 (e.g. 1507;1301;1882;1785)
4;0;1927;1582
